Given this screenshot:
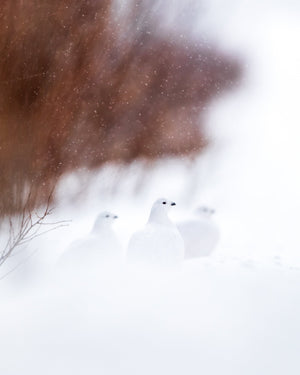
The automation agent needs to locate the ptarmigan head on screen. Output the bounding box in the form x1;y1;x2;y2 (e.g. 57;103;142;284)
92;211;118;232
148;198;176;224
195;206;215;218
153;198;176;211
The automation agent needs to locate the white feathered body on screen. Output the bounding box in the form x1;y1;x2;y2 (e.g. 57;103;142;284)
127;222;184;267
60;227;123;269
178;217;219;259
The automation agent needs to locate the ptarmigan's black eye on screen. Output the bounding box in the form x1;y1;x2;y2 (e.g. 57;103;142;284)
162;201;166;204
105;214;109;218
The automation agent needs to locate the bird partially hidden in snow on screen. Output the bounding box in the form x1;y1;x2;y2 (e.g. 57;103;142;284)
59;211;123;270
177;206;220;259
127;198;184;268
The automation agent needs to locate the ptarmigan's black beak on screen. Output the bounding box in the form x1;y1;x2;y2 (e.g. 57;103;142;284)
171;202;176;206
114;215;118;219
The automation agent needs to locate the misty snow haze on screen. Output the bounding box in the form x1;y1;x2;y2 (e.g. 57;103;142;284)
0;1;300;375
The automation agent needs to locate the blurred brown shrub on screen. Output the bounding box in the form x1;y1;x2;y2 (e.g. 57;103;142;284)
0;0;241;215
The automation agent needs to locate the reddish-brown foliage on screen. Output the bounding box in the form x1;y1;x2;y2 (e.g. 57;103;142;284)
0;0;241;215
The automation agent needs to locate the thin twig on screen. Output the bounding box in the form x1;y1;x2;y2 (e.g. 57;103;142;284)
0;187;68;268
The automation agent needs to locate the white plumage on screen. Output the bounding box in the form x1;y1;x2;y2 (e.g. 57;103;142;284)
127;198;184;267
177;206;220;259
60;211;123;270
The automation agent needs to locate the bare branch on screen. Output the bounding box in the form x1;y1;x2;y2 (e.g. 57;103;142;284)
0;188;69;268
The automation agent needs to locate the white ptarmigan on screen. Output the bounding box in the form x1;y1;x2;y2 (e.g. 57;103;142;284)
60;211;123;269
127;198;184;267
177;206;220;259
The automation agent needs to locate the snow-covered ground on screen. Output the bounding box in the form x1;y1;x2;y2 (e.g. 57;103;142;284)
1;261;300;375
1;1;300;374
